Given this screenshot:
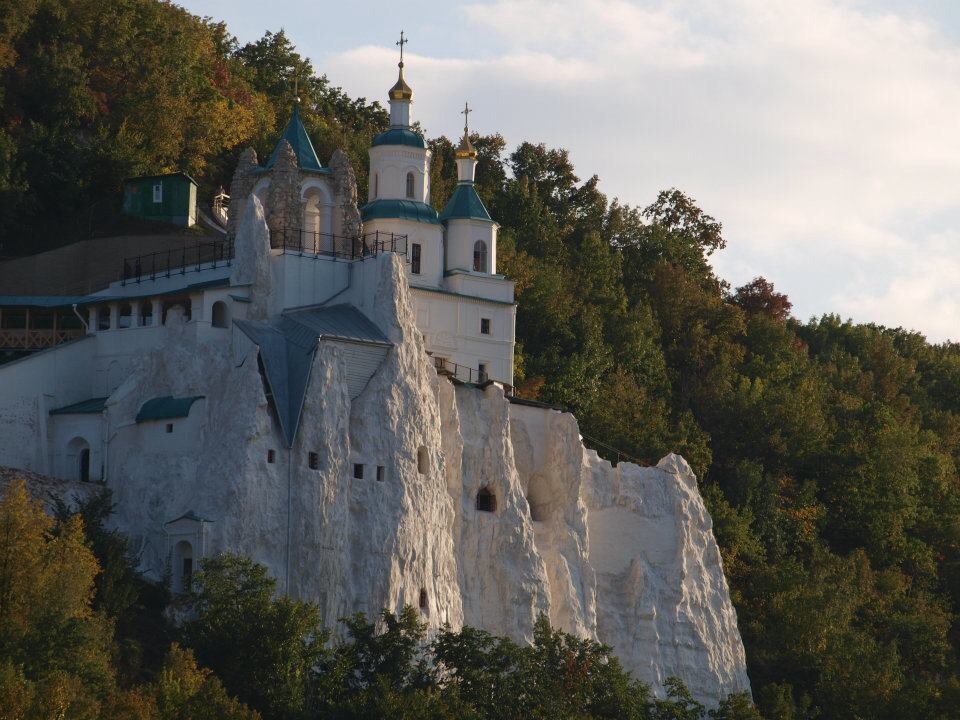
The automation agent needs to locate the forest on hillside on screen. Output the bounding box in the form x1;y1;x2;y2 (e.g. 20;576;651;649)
3;2;960;718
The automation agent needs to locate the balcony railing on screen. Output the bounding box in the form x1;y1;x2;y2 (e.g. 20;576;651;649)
273;228;408;260
121;240;232;286
433;356;490;385
0;328;85;351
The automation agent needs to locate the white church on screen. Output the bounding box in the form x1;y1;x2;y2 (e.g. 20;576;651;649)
0;43;751;707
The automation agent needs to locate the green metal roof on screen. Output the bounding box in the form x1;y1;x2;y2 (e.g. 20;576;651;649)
440;182;493;223
265;104;323;172
50;397;108;415
135;395;204;423
360;199;440;225
372;128;427;149
0;296;90;308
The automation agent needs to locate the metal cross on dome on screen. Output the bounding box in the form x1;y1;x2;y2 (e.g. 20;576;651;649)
396;30;408;65
461;101;472;134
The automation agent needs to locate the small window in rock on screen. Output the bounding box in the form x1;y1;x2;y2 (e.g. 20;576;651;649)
417;446;428;475
267;449;275;464
377;465;385;481
419;588;428;611
165;423;173;434
476;486;497;513
353;463;364;480
480;318;490;335
308;452;319;470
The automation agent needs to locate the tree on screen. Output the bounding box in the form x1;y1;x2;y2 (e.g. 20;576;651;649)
182;554;328;720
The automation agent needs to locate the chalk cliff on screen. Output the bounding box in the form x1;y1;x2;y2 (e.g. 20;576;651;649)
80;205;750;707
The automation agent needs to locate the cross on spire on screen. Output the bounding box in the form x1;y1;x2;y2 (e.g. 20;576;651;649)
461;101;472;134
396;30;408;66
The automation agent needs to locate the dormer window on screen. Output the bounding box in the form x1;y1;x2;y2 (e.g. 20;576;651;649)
406;172;415;199
473;241;488;273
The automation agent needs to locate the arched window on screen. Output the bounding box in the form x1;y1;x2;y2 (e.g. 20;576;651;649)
118;303;132;329
406;172;415;199
417;446;428;475
476;486;497;513
473;241;488;273
211;301;229;328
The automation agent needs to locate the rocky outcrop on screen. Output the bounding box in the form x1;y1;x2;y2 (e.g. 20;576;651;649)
266;140;302;242
94;210;749;706
329;148;362;248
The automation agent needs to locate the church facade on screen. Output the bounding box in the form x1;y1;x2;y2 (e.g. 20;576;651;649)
0;51;751;707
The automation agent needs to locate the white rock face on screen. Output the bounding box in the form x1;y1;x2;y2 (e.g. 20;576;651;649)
12;225;749;705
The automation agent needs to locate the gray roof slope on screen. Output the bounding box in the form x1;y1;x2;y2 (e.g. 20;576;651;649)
235;304;390;447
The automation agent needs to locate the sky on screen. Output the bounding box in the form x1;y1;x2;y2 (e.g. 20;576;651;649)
177;0;960;341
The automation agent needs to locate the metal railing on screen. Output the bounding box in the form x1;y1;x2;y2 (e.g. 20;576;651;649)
433;356;490;384
121;240;232;285
273;228;408;261
0;328;85;351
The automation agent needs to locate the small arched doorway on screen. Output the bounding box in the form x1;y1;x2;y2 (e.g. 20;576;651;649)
174;540;194;593
211;301;229;328
67;436;91;482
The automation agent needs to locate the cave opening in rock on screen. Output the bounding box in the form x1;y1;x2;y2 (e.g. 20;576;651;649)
476;486;497;513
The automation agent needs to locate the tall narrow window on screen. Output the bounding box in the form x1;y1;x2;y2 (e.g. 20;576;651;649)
478;363;488;382
406;172;415;199
374;173;379;199
411;243;422;275
473;240;488;272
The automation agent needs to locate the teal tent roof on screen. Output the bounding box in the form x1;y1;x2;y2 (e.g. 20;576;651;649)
135;396;204;423
360;199;440;226
50;397;108;415
440;182;493;223
235;304;390;447
372;128;427;149
265;104;323;172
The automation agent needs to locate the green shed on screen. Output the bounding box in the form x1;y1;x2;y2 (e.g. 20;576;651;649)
122;172;198;227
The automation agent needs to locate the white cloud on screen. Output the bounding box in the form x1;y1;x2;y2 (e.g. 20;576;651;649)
324;0;960;341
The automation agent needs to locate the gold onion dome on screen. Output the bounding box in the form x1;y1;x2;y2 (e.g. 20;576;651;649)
455;131;477;159
389;62;413;101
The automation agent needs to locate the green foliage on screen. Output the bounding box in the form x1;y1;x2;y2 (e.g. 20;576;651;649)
182;555;329;720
